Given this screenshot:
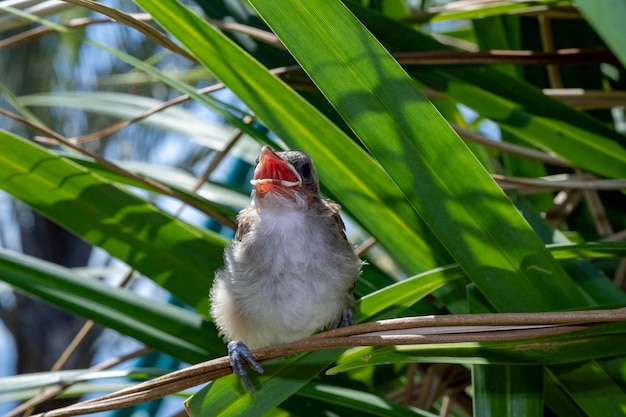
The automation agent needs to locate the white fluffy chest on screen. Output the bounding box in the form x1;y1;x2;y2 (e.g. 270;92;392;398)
230;207;336;293
251;208;319;270
226;207;347;344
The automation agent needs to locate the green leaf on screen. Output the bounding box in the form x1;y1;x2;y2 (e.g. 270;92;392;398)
544;374;588;417
517;197;626;306
348;4;626;179
549;361;626;417
134;0;450;275
296;382;437;417
0;248;221;363
473;14;521;78
574;0;626;68
248;0;586;314
65;155;247;216
547;242;626;260
0;130;225;313
0;368;162;400
356;265;466;321
473;365;544;417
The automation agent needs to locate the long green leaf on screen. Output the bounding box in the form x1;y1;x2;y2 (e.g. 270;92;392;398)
356;265;466;321
18;91;262;163
0;368;163;398
574;0;626;68
473;365;544;417
295;383;437;417
348;4;626;179
0;130;225;313
134;0;450;275
548;242;626;260
247;0;586;313
518;197;626;306
0;248;222;363
65;155;247;216
544;375;588;417
549;361;626;417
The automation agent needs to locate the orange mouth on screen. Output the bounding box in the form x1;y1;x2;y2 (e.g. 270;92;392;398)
250;146;302;199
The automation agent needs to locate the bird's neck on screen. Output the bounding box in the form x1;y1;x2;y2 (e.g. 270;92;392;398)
253;193;308;209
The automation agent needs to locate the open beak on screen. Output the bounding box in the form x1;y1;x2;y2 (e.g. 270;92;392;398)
250;146;302;198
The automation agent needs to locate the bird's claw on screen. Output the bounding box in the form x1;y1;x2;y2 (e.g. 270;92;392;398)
228;340;264;393
330;307;354;330
343;307;355;327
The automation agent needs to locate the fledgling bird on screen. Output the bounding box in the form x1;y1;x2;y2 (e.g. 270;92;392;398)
210;146;361;392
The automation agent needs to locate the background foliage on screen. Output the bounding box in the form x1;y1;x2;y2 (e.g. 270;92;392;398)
0;0;625;416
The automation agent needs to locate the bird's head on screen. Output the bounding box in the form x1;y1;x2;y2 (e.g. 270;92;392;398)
250;146;319;210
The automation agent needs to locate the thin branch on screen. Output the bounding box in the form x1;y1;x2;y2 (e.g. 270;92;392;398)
192;117;253;188
516;6;581;19
439;394;452;417
5;347;152;417
1;16;133;49
207;18;285;49
404;363;419;405
395;49;619;66
615;259;626;288
354;236;377;257
30;309;626;417
59;0;196;62
602;229;626;243
50;322;95;372
493;174;626;192
36;66;297;145
544;190;583;228
451;124;573;168
582;188;614;237
538;15;563;88
544;89;626;110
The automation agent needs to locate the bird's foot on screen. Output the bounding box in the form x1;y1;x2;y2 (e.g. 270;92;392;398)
227;340;264;393
343;307;355;327
330;307;355;330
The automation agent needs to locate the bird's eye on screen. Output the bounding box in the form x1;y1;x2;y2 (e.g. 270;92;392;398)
300;162;311;178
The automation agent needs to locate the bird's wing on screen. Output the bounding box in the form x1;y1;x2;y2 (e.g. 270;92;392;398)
322;199;349;242
234;206;255;242
322;199;358;297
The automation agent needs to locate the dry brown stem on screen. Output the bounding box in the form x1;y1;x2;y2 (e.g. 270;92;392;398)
31;308;626;417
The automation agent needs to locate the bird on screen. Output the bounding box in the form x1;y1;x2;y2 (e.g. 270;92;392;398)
210;146;361;392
